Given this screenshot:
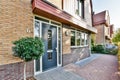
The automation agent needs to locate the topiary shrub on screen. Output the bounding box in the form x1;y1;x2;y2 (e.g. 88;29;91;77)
12;37;44;80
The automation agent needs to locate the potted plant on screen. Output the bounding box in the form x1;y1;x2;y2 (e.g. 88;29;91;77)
12;37;44;80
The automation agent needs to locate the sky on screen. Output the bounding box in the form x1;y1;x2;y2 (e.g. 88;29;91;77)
92;0;120;31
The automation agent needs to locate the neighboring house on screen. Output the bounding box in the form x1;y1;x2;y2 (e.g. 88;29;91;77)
110;24;114;39
0;0;97;79
93;10;114;46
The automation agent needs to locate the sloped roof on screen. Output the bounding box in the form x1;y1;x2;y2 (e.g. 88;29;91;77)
93;10;109;26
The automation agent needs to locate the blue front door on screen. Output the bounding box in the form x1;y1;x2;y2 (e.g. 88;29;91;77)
42;23;57;71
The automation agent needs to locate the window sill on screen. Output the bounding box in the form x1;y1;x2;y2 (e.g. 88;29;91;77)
71;45;88;48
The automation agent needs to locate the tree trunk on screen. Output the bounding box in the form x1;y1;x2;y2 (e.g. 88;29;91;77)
24;62;26;80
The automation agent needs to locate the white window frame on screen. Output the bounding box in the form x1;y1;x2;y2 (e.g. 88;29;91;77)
71;29;88;48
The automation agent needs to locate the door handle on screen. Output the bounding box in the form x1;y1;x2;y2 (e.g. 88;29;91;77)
47;50;53;52
56;48;57;51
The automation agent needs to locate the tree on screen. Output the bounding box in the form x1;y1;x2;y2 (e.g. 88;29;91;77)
12;37;44;80
112;28;120;45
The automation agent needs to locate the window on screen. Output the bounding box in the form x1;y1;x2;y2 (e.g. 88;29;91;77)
48;30;52;50
85;34;88;45
81;33;85;45
77;32;81;46
34;21;40;37
71;30;88;47
71;31;76;46
76;0;84;18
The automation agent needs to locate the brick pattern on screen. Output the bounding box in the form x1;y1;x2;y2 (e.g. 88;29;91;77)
62;47;90;66
62;24;71;54
94;24;105;45
64;54;119;80
0;61;34;80
0;0;34;80
0;0;33;65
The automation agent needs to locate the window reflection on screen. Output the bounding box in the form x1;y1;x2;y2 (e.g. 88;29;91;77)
35;21;40;37
71;31;75;46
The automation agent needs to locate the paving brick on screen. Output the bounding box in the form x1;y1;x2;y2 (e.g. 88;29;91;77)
64;54;120;80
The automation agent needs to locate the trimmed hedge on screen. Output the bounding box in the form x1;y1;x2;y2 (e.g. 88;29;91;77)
92;44;118;55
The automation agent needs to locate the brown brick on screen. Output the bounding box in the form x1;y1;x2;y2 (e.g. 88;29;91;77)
0;0;33;65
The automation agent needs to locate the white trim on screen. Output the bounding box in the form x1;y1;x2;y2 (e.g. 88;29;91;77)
34;19;43;75
70;29;89;47
57;27;59;66
71;45;88;48
60;27;62;66
34;15;62;75
40;21;43;73
34;14;62;26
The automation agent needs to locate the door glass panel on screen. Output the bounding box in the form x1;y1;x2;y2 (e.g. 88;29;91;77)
48;30;52;50
35;59;40;72
34;21;40;37
47;30;53;61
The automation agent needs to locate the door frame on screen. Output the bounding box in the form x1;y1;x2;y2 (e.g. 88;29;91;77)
33;15;62;75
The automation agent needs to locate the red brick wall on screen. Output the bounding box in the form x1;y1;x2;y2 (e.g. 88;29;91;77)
94;24;105;45
62;47;90;66
0;61;34;80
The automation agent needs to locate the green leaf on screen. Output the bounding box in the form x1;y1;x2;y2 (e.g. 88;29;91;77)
12;37;44;62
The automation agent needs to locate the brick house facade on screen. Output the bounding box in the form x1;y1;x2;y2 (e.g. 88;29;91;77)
0;0;96;79
93;10;114;46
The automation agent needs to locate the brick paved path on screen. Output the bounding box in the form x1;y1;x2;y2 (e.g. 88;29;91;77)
64;54;120;80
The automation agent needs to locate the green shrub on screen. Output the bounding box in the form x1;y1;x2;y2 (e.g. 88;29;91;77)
105;48;118;55
91;44;118;55
92;45;105;53
12;37;44;62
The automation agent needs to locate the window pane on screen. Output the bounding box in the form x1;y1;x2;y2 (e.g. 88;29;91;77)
81;33;85;45
85;34;88;45
71;31;75;46
35;21;40;37
35;59;40;72
76;0;84;18
77;32;81;46
78;1;82;16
